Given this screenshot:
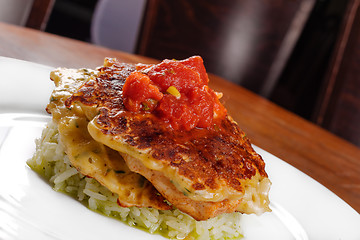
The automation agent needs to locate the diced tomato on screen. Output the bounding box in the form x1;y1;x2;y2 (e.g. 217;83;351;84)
147;60;202;94
122;56;227;130
188;86;214;128
122;72;163;112
180;56;209;85
156;95;198;131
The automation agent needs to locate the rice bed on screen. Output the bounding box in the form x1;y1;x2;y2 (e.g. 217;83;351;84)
27;121;243;240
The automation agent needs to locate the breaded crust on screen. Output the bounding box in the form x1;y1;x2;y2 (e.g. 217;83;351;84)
48;67;171;210
66;59;269;203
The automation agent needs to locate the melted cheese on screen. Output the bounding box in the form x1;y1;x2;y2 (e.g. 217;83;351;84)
87;118;268;204
47;68;170;209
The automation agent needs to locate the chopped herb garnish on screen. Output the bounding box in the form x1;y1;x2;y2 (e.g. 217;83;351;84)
163;199;172;206
142;102;150;111
167;68;175;74
182;187;191;196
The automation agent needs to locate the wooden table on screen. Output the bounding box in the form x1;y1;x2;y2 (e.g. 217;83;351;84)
1;22;359;213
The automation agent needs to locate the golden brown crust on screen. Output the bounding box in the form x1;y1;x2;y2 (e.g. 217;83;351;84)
97;113;267;191
66;59;267;196
65;61;134;111
48;67;171;210
121;152;256;221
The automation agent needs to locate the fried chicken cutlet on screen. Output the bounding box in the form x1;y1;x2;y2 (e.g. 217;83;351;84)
62;56;271;221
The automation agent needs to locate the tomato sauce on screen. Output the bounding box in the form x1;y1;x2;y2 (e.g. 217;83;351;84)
122;56;227;130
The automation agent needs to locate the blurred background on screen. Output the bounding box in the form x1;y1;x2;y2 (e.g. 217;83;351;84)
1;0;359;147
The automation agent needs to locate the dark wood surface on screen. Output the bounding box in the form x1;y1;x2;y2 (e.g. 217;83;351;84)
0;22;360;213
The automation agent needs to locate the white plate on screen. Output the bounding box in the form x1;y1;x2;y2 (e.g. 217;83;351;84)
0;57;359;240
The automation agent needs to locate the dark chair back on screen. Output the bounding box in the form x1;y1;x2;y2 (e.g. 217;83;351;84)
137;0;316;96
314;0;360;146
26;0;55;31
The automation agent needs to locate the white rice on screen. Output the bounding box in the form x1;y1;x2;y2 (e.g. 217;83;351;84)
27;121;244;239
